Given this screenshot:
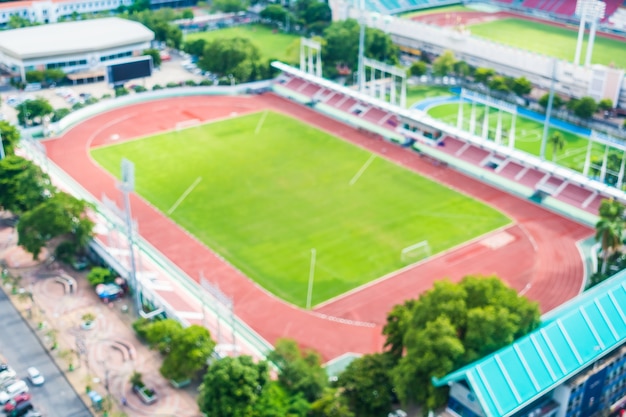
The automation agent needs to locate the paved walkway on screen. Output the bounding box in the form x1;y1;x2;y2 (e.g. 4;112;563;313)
0;219;202;417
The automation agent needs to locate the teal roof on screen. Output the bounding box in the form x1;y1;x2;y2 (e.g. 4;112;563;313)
433;271;626;417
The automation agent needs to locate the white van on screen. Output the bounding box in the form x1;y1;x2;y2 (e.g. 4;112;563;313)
0;380;28;404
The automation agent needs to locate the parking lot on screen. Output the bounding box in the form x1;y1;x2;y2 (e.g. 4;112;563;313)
0;51;205;125
0;289;92;417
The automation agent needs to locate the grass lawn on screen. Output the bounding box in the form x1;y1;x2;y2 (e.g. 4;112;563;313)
91;111;509;307
427;103;605;171
185;24;300;64
405;85;453;108
468;18;626;69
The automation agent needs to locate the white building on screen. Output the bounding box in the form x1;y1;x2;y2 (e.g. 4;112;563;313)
0;17;154;82
0;0;133;25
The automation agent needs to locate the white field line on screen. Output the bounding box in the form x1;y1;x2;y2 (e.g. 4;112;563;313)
167;176;202;215
349;154;376;186
254;110;269;135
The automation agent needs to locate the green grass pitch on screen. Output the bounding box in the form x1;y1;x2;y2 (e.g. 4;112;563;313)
468;18;626;69
427;103;606;171
91;111;510;307
184;25;300;64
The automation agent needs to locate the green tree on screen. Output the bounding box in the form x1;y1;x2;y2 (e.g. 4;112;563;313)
18;98;53;126
382;299;415;361
409;61;427;77
573;96;597;119
0;121;21;157
160;325;215;381
198;37;260;82
488;75;510;93
453;60;471;78
8;15;33;28
181;8;194;19
25;70;45;84
512;76;532;96
86;267;115;287
338;353;396;417
267;339;327;403
51;108;71;123
17;191;94;260
260;4;288;25
198;355;269;417
43;68;66;84
183;38;207;57
595;218;623;274
548;131;564;162
599;199;624;222
212;0;248;12
0;156;53;215
144;318;183;354
309;388;354;417
473;67;495;84
432;50;456;77
387;276;540;409
539;93;563;110
598;98;613;112
143;48;161;67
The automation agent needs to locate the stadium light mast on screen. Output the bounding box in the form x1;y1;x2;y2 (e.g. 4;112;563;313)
357;0;366;92
119;158;141;315
540;59;558;161
584;1;605;67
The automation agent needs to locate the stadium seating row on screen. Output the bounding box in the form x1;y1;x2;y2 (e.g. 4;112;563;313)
277;73;605;215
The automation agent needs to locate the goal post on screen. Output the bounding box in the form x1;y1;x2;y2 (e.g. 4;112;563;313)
401;240;431;264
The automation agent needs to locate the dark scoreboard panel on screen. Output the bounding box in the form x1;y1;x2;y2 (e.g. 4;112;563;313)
107;56;153;85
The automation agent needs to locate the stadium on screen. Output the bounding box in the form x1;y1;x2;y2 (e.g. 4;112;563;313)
15;0;626;415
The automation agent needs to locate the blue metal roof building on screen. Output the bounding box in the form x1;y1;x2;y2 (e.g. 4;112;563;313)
433;270;626;417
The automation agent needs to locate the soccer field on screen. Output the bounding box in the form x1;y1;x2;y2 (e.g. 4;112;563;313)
427;103;605;171
184;25;300;64
468;18;626;69
91;111;509;307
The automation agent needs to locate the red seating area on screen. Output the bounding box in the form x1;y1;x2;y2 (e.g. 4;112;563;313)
498;161;526;180
602;0;626;21
275;74;613;215
555;184;594;206
361;107;388;124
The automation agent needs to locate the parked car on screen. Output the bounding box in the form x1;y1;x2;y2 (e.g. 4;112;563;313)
0;380;29;405
26;368;44;386
3;393;31;412
6;399;33;417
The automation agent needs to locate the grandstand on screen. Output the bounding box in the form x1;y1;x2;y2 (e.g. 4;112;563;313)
273;64;623;219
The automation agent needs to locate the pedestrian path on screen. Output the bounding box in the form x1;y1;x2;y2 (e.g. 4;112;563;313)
0;218;202;417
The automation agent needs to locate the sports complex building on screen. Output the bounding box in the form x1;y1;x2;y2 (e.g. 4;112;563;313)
0;17;153;82
11;1;626;416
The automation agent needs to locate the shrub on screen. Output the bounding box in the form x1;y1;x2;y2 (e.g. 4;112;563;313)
166;82;180;88
130;371;144;388
132;317;151;340
184;80;197;87
54;241;77;264
152;84;163;90
86;267;114;287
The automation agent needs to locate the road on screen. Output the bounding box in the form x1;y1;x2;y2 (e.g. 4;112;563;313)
0;289;92;417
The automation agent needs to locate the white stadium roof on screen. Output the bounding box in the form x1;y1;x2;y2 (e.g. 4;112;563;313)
0;17;154;60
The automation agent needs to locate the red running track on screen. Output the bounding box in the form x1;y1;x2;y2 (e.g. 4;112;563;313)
43;94;592;360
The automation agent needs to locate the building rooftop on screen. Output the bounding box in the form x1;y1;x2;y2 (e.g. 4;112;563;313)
433;270;626;417
0;17;154;60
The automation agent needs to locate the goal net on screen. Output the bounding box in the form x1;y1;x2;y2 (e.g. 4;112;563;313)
401;240;431;264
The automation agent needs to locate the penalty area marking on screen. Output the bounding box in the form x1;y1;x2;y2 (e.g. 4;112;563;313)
167;176;202;215
255;110;269;136
349;154;376;186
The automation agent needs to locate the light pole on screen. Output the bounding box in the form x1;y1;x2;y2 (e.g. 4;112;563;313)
306;248;316;310
540;59;557;161
0;133;4;160
357;1;366;92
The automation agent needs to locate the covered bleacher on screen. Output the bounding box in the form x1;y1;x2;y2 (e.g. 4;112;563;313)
271;61;626;221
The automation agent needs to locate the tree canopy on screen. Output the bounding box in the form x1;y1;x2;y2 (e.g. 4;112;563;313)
337;353;396;417
0;156;53;215
197;37;272;83
198;355;269;417
383;275;540;409
0;121;21;158
17;191;94;259
321;19;398;77
17;98;53;126
432;50;456;77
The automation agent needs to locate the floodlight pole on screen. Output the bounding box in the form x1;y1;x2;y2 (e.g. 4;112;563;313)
306;248;317;310
357;0;366;92
540;59;557;161
120;159;141;315
0;134;4;160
